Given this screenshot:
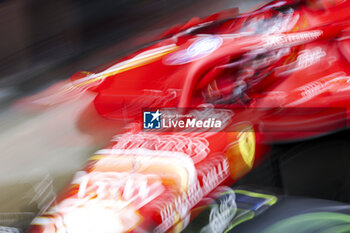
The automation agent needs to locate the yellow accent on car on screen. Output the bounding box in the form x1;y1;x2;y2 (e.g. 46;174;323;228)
226;124;256;180
238;129;256;169
74;45;178;87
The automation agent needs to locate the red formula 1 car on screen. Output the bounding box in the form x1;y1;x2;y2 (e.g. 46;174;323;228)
26;0;350;232
41;0;350;142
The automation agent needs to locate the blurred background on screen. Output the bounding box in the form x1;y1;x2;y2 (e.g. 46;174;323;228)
0;0;262;226
0;0;262;99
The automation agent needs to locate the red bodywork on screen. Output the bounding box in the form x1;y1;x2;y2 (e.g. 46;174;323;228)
26;0;350;232
64;0;350;142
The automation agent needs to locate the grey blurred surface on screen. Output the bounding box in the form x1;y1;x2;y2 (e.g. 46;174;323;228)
233;196;349;233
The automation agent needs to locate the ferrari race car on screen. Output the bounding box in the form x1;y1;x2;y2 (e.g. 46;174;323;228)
24;0;350;232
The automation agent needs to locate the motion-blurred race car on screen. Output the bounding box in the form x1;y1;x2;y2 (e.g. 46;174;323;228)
26;0;350;232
